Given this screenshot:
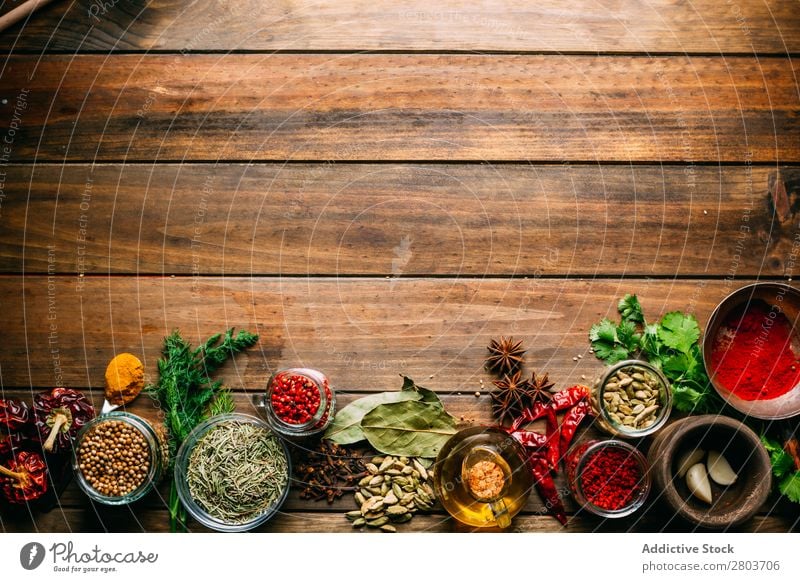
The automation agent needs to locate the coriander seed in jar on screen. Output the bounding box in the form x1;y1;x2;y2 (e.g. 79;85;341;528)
73;412;167;505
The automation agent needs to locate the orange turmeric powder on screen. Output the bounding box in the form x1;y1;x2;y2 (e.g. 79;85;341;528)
104;353;145;406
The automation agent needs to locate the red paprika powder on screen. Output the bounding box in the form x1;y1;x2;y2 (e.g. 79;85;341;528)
710;302;800;401
568;442;643;511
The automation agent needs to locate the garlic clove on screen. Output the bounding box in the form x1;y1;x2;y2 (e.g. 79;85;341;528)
686;462;713;504
676;449;705;478
707;450;738;486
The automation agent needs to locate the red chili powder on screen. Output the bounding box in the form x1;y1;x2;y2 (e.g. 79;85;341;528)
580;447;642;511
710;302;800;401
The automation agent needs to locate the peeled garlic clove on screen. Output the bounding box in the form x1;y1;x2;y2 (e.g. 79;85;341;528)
686;463;713;504
676;449;705;478
707;450;738;486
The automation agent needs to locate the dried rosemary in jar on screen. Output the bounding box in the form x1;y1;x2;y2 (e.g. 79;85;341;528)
186;420;289;525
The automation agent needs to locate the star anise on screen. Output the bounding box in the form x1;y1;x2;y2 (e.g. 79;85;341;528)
491;370;534;425
485;336;526;375
527;370;555;407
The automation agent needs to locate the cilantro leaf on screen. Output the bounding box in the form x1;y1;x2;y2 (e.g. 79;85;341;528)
618;294;644;324
640;323;662;360
762;435;796;478
671;385;709;413
658;312;700;354
593;342;630;364
589;319;617;343
779;472;800;503
616;320;641;353
590;318;633;363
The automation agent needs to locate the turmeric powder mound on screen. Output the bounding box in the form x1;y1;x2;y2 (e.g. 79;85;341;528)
104;353;145;406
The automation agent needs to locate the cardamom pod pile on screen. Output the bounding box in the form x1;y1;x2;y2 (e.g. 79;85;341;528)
345;455;435;532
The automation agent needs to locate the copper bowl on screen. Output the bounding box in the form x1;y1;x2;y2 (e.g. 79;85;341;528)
703;282;800;420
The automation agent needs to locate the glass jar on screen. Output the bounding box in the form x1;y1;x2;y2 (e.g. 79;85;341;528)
591;359;672;438
73;412;166;505
565;439;651;518
174;413;291;532
259;368;335;438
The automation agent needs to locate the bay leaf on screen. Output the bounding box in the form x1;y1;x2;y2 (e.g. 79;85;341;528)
323;389;422;444
400;375;442;406
361;400;458;458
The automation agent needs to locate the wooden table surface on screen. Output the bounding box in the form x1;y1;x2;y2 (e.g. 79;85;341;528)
1;0;799;533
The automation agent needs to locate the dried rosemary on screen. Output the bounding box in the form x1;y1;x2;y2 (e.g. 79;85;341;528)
187;421;288;525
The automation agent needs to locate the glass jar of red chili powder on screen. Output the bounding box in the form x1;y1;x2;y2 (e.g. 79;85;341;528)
262;368;336;438
565;439;651;518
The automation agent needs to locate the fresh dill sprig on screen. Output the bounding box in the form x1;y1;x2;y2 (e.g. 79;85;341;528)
146;328;259;532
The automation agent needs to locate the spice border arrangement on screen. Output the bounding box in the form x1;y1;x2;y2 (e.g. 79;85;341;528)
4;285;800;531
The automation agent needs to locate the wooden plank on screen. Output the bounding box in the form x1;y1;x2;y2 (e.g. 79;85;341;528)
2;55;797;162
1;508;794;533
2;1;799;53
1;163;796;277
0;276;768;390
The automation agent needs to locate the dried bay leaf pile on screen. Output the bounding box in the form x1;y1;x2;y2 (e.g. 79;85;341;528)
324;376;457;459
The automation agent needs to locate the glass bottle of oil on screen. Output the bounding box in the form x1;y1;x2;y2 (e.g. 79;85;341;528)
433;427;533;528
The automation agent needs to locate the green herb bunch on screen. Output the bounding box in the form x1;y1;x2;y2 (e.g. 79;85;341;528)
761;434;800;503
147;328;259;532
589;294;723;414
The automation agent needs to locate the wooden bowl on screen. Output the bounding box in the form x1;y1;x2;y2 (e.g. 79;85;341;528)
703;282;800;419
647;415;771;529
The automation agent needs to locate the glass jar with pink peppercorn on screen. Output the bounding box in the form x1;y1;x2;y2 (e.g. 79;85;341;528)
261;368;336;438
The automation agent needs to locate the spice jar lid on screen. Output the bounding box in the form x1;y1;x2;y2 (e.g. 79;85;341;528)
72;411;164;506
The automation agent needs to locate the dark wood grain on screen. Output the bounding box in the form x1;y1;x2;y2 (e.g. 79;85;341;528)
2;55;797;162
1;508;794;533
0;276;768;390
2;0;798;53
1;163;795;277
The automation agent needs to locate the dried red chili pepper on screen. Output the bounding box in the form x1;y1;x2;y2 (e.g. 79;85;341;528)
510;429;547;449
549;385;590;411
0;430;25;457
529;451;567;526
0;398;31;431
560;399;592;461
544;406;560;470
33;388;95;453
0;450;48;503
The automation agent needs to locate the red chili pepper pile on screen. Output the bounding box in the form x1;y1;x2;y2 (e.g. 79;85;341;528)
1;388;95;506
270;371;330;426
504;384;594;525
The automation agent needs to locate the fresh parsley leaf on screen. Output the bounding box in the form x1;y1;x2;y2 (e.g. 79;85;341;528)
762;435;796;478
589;319;617;343
658;312;700;354
616;320;641;352
618;294;644;324
779;472;800;503
671;385;708;413
590;319;632;363
640;323;662;360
